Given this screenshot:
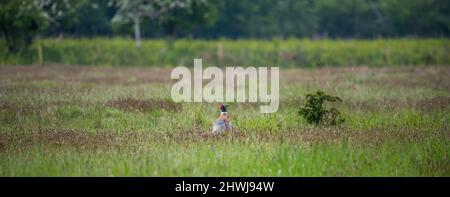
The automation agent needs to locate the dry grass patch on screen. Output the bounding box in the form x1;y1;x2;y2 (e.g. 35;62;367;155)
0;65;173;84
105;97;181;113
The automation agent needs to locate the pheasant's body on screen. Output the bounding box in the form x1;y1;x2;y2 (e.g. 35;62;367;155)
212;105;232;135
212;119;232;135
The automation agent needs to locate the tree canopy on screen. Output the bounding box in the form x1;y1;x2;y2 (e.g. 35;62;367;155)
43;0;450;39
1;0;449;52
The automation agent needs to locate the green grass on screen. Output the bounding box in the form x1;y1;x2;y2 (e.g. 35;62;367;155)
0;65;449;176
0;38;449;67
1;140;448;176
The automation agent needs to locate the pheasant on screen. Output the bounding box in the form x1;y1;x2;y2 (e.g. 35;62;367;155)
212;104;232;135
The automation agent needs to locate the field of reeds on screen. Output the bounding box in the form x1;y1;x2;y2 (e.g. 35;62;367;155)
1;38;449;67
0;65;448;176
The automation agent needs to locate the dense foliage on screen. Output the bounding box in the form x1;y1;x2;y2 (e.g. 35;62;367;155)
41;0;450;39
0;0;84;52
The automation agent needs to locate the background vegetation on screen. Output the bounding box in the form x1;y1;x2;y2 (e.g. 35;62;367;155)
1;0;450;54
42;0;450;39
1;38;449;67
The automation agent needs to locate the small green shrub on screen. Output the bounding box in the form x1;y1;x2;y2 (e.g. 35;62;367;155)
299;90;345;125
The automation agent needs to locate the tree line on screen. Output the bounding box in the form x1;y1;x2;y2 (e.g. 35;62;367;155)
1;0;449;52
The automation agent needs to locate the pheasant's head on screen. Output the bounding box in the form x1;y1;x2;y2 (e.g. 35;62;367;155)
219;104;228;115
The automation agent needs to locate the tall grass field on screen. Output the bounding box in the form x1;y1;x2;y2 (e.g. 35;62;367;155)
0;64;448;176
1;38;449;67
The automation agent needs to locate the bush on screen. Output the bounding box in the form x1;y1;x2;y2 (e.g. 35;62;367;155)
299;90;345;125
0;0;48;53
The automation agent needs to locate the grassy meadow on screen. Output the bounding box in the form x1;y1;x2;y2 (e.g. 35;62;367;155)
1;38;449;67
0;64;448;176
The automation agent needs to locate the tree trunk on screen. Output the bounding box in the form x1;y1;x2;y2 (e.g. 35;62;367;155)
133;15;142;48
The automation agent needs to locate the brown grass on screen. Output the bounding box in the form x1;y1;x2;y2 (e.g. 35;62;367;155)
416;96;450;112
364;67;450;91
105;97;181;112
0;102;44;114
280;95;450;113
1;65;449;90
0;128;117;152
0;100;95;117
281;66;450;90
0;65;173;84
1;126;447;153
